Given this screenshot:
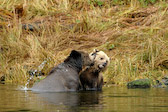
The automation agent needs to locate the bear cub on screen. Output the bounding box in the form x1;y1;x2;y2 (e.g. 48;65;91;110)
79;49;110;91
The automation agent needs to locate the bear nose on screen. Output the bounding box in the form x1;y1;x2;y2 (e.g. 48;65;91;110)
90;62;94;66
103;62;107;67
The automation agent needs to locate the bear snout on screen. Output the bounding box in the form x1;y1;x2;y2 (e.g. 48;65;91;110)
90;62;94;66
103;62;108;67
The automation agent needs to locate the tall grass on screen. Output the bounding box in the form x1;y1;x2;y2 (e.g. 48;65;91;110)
0;0;168;85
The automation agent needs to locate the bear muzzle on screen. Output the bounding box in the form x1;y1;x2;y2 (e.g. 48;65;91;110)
103;62;107;67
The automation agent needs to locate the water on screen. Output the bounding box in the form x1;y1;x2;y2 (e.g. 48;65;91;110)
1;84;168;112
24;75;34;91
24;58;51;90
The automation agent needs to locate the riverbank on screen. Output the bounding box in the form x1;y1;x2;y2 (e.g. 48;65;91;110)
0;0;168;85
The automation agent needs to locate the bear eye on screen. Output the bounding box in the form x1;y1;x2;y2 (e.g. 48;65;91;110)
100;58;104;60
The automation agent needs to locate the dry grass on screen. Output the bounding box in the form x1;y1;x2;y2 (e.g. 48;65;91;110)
0;0;168;85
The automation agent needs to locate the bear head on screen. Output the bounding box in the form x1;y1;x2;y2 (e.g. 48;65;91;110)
89;49;110;71
65;50;94;72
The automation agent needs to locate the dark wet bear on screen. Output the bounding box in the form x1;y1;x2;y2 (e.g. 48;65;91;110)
31;50;93;92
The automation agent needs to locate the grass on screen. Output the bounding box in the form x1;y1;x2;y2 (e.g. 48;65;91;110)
0;0;168;85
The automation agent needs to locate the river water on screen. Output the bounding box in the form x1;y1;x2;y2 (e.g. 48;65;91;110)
0;84;168;112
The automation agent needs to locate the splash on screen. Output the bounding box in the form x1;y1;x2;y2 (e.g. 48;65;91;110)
23;75;34;91
23;58;51;91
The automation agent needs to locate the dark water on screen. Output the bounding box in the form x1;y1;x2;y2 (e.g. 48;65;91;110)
1;84;168;112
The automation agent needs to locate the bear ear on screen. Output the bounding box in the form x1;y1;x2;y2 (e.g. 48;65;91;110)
91;49;99;56
93;49;99;53
70;50;81;58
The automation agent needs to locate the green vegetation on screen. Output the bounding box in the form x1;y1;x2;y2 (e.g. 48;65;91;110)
0;0;168;85
127;79;151;88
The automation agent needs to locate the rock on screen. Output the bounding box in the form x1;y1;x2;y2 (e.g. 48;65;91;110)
127;79;151;89
0;75;5;84
153;76;168;88
22;22;41;31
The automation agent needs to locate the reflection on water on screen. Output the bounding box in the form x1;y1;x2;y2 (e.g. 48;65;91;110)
37;91;101;106
0;84;168;112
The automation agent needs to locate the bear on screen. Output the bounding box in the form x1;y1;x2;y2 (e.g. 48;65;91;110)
31;50;94;92
79;49;110;91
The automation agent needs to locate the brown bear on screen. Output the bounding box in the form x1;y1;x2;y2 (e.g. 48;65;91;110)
79;49;110;91
31;50;94;92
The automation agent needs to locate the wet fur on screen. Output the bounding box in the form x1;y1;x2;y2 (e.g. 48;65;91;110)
31;50;93;92
79;50;109;91
80;65;103;91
